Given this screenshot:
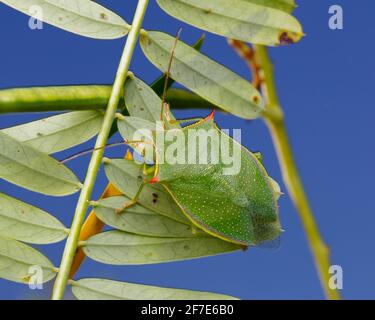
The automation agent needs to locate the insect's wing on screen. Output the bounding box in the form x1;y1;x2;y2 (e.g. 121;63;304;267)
162;165;280;246
257;236;282;250
158;119;281;246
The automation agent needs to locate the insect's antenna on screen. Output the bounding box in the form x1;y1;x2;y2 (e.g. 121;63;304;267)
161;27;183;122
60;141;127;164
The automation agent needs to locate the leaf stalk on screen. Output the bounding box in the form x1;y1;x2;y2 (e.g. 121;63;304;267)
51;0;150;300
254;44;341;300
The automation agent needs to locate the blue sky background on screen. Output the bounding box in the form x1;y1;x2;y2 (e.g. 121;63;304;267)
0;0;373;300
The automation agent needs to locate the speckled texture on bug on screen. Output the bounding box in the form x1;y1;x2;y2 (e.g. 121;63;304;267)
158;119;281;246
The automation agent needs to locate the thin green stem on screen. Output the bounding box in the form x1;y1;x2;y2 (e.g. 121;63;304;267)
254;45;341;300
51;0;149;300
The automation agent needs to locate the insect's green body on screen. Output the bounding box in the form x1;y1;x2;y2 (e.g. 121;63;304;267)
153;116;281;246
117;111;281;246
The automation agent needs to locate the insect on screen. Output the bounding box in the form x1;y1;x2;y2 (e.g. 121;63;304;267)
63;29;282;247
112;104;281;246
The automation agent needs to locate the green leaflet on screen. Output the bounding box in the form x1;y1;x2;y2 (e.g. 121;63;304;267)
2;111;103;154
117;114;180;162
0;236;56;284
71;278;239;300
236;0;296;13
151;34;206;96
0;132;81;196
124;76;180;129
167;88;216;111
93;196;196;238
82;230;240;265
117;115;161;139
125;75;165;123
2;0;129;39
103;158;189;224
140;31;264;119
156;0;302;46
117;115;162;162
0;192;68;244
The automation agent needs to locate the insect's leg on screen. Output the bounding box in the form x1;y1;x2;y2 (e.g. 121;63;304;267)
114;137;159;214
60;138;150;165
116;141;158;214
168;117;204;125
166;109;215;127
160;28;182;128
162;101;204;127
60;141;127;164
115;181;148;214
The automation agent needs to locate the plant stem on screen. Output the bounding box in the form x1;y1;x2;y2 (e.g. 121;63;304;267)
51;0;149;300
254;45;341;300
69;150;133;279
0;86;122;113
0;87;213;113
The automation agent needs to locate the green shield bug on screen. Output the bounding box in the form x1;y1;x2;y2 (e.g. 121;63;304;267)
114;108;282;246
